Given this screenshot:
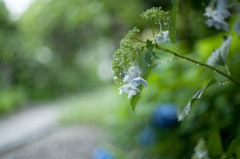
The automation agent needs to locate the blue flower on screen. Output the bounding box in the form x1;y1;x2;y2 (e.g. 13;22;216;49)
151;103;178;129
92;147;115;159
136;127;157;146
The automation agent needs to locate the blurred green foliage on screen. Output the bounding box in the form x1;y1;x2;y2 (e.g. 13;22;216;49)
0;0;148;112
0;0;240;158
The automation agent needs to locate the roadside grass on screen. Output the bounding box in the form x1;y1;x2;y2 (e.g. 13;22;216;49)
59;86;130;126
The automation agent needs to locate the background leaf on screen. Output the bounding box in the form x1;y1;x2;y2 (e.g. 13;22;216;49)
226;133;240;158
206;35;232;66
207;129;223;156
169;0;179;44
178;78;217;121
146;39;154;52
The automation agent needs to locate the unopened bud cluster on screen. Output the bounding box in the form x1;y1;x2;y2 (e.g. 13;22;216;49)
140;7;169;24
112;28;142;84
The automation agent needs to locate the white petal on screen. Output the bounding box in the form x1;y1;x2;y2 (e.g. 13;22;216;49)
118;88;124;94
131;77;148;88
162;30;170;42
127;90;137;99
204;7;214;17
140;79;148;88
154;34;165;43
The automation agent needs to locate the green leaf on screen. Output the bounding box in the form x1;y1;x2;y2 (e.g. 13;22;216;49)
146;39;154;52
169;0;179;44
130;64;157;111
178;78;217;121
226;133;240;157
236;146;240;159
208;129;223;156
207;35;232;66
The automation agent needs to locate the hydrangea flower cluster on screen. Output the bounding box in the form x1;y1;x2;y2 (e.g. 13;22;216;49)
140;7;169;25
204;0;231;32
112;28;142;84
118;66;148;99
151;103;178;129
135;127;157;146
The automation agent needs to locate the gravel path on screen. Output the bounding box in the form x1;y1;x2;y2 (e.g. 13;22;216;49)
0;125;107;159
0;103;108;159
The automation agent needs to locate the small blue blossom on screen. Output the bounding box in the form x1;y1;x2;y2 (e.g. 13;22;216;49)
136;127;157;146
153;30;170;43
151;103;178;129
92;147;115;159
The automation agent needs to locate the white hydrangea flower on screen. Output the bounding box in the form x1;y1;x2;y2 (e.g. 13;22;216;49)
130;77;148;88
215;0;230;20
204;7;214;17
154;30;170;43
204;0;230;32
123;66;142;83
206;19;229;32
118;83;140;99
234;21;240;36
119;66;148;99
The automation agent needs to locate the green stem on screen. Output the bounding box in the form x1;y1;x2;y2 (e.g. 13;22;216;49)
224;63;231;76
152;21;155;38
155;45;240;85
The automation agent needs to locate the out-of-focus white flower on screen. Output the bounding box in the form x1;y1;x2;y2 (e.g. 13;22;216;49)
154;30;170;43
206;18;229;32
204;0;230;32
234;21;240;36
204;7;214;17
216;0;230;20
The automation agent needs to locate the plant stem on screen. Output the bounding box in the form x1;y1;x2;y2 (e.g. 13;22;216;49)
155;45;240;85
152;21;155;38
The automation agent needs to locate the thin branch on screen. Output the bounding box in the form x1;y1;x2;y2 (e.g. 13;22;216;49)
155;45;240;85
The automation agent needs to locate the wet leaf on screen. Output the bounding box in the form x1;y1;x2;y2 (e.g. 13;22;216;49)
178;78;217;121
146;39;154;52
207;35;232;66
